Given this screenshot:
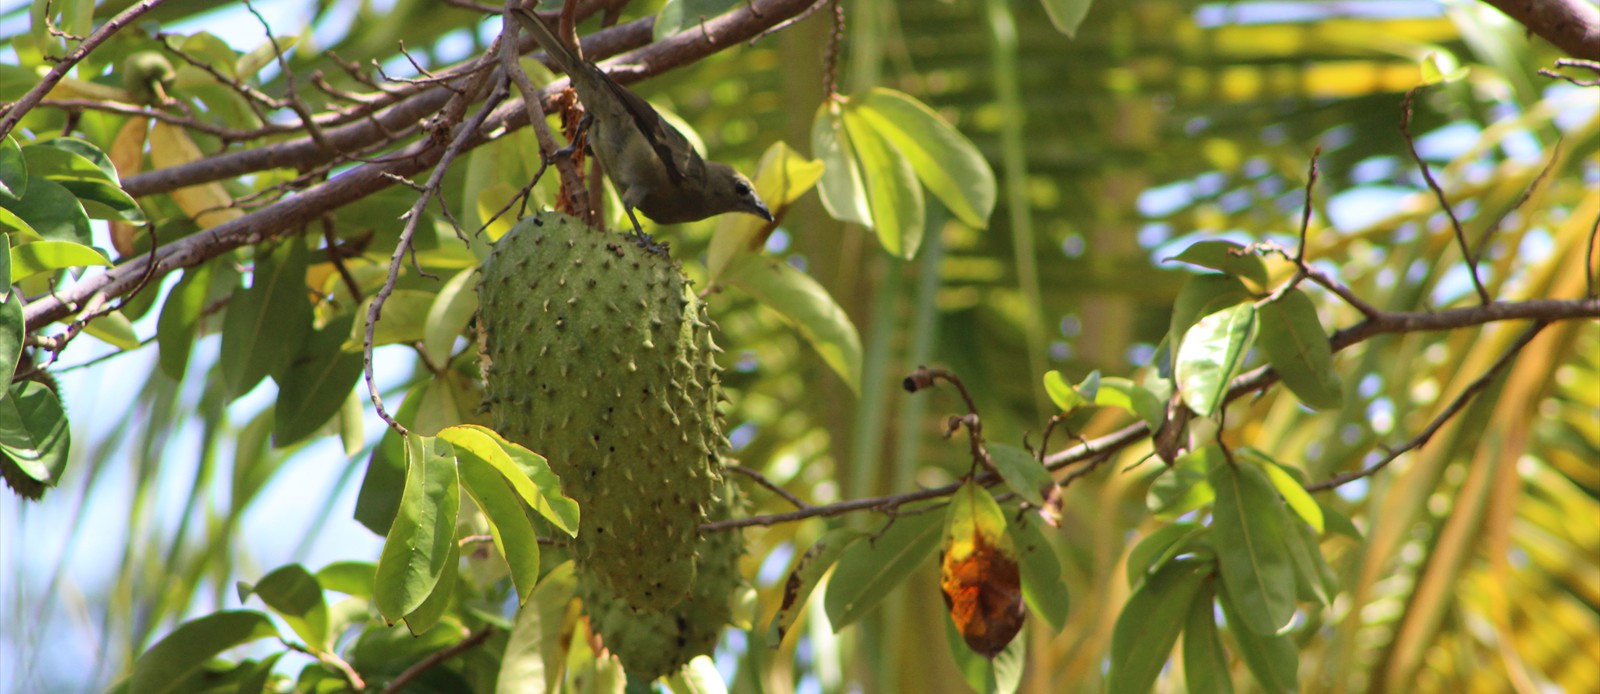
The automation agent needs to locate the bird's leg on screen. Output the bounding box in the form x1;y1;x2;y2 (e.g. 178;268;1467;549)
550;111;593;161
623;205;670;255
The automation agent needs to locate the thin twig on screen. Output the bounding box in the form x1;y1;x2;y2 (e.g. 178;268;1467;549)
1305;320;1549;491
377;627;493;694
1401;88;1491;305
728;465;810;510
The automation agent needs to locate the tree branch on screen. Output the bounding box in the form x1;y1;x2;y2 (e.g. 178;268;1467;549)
1475;0;1600;60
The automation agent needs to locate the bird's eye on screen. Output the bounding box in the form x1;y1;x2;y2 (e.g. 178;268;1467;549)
734;182;750;196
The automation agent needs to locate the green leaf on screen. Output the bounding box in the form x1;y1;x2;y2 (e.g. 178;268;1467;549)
666;655;730;694
1419;50;1470;85
272;313;364;448
0;381;72;488
1167;240;1269;287
355;388;423;535
1108;557;1208;694
1218;588;1299;693
824;508;943;629
1182;580;1235;694
1255;457;1323;534
8;240;110;282
374;435;461;622
221;239;312;398
1147;445;1220;519
344;289;435;351
457;445;542;602
1176;303;1258;417
82;309;139;350
0;135;26;200
769;528;865;645
1095;377;1166;430
811;103;871;227
403;540;458;635
249;564;329;651
853;88;996;229
423;268;478;362
127;611;279;694
4;177;90;245
1209;461;1296;636
1040;0;1094;36
439;425;579;536
1169;273;1250;366
156;264;213;380
1319;500;1363;540
991;622;1029;694
1012;515;1070;630
1257;288;1342;410
842;101;925;258
497;561;576;694
1043;369;1090;412
0;206;38;239
987;443;1056;507
236;36;298;80
26;139;142;220
315;561;377;599
725;255;863;394
1126;522;1205;587
0;289;21;393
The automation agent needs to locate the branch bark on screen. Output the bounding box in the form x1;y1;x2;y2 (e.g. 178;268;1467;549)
1477;0;1600;60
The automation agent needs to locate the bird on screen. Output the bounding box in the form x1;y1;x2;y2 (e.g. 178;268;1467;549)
510;7;773;244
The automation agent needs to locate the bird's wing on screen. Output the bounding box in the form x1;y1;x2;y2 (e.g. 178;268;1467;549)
594;70;700;185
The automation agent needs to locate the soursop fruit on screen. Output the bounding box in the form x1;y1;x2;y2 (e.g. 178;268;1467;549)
476;213;727;610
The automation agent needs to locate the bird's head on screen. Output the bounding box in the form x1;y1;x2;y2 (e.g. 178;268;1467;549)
704;163;773;222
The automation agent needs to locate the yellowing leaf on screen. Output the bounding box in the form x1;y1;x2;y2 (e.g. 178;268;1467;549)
149;123;243;228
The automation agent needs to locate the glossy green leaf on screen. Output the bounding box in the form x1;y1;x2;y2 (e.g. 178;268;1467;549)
248;564;329;651
1182;580;1235;694
83;309;139;350
1126;522;1205;587
1147;445;1221;519
824;508;943;629
1043;369;1090;412
842;102;925;258
1209;461;1296;636
272;313;364;448
8;240;110;282
1167;240;1269;287
5;177;90;245
374;435;461;622
0;381;71;488
725;254;863;394
315;561;377;599
987;442;1056;506
1040;0;1094;36
1218;588;1299;693
1095;377;1166;430
25;140;142;220
1169;273;1251;365
1108;558;1208;694
991;623;1028;694
457;445;542;602
1257;458;1323;534
667;655;729;694
0;135;26;200
344;289;435;351
403;540;458;635
1012;515;1070;630
354;388;423;535
497;561;576;694
811;102;872;227
1176;302;1258;417
439;424;579;536
156;264;213;380
0;206;37;239
222;239;312;398
854;88;996;228
1319;500;1363;540
1257;288;1342;410
423;268;478;362
0;289;21;393
127;611;279;694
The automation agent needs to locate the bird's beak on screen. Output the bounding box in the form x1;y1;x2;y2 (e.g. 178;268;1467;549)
751;199;773;222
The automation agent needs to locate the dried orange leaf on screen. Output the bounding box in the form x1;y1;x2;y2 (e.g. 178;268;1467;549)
940;481;1026;658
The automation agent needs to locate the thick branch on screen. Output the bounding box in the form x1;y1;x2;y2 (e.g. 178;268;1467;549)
24;0;820;332
1476;0;1600;60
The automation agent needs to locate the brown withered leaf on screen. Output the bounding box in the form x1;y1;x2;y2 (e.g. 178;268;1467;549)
939;481;1026;658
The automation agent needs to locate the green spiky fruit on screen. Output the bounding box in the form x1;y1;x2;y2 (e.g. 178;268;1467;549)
477;213;725;610
581;482;745;681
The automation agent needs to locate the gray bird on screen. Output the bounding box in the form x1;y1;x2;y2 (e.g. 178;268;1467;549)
511;8;773;242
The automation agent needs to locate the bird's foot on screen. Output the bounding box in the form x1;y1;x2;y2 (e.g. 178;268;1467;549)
626;227;671;256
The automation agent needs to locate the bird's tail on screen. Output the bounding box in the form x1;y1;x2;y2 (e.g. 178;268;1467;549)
511;7;583;76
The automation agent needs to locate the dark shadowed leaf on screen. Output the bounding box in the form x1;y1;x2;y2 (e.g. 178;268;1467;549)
825;507;943;630
127;611;279;694
1108;557;1208;694
1210;461;1296;636
1257;288;1342;410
